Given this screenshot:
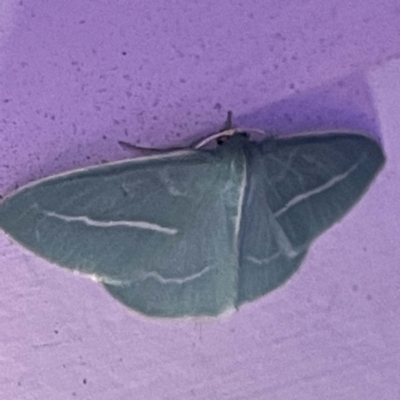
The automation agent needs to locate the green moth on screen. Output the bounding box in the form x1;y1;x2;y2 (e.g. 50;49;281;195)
0;116;385;317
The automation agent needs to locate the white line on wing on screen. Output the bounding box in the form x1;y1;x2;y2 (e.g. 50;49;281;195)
142;266;212;285
45;210;178;235
274;157;364;218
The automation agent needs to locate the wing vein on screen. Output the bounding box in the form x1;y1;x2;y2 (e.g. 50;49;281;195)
234;158;247;258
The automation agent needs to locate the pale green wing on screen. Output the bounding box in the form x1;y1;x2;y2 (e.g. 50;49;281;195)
237;133;385;306
0;148;246;317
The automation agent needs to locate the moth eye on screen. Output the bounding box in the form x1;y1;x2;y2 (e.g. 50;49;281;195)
217;136;229;145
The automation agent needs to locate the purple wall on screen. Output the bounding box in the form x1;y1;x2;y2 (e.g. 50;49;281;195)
1;1;399;398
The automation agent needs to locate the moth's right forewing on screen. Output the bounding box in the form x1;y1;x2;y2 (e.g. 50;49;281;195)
0;148;247;317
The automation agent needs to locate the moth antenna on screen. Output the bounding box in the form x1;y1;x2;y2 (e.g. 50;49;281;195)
118;140;186;154
119;111;247;153
220;110;234;132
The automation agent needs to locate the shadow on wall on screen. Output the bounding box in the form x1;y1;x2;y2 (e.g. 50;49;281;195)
234;71;381;142
2;71;383;193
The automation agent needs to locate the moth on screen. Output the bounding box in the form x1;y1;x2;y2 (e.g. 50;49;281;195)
0;113;385;317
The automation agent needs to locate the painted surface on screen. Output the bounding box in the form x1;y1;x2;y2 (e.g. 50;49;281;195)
0;0;399;398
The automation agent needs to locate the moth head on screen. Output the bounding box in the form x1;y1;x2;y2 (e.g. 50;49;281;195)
193;127;251;150
216;131;249;145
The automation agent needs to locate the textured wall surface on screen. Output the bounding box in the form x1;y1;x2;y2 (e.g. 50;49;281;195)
1;1;399;399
